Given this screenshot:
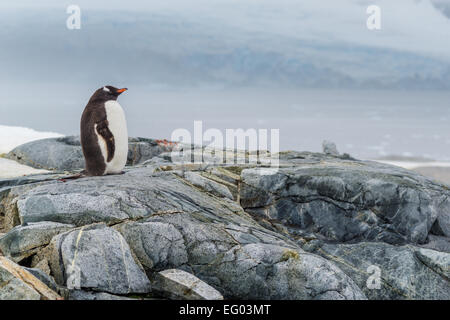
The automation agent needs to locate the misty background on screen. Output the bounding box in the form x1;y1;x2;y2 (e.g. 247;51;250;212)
1;0;450;160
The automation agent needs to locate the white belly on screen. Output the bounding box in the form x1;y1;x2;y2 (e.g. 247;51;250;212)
96;100;128;174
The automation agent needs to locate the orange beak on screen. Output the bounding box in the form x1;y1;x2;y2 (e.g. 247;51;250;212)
116;88;128;94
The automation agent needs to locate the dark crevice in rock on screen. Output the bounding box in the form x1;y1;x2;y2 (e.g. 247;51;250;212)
430;218;446;236
18;254;34;268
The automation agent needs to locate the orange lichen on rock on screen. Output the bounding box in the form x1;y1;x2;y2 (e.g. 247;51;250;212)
155;139;178;148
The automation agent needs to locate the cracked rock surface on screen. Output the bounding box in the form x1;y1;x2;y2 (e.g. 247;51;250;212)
0;142;449;300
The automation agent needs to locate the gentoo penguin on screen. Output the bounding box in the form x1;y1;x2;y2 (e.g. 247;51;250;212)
80;86;128;176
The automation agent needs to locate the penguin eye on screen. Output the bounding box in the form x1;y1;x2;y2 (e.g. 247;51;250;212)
103;86;111;93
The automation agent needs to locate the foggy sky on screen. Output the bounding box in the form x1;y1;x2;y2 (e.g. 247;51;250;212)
1;1;450;160
0;0;449;90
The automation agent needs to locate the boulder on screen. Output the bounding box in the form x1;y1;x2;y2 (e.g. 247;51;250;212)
5;136;178;171
5;136;84;171
152;269;224;300
46;223;151;295
322;140;339;156
0;221;74;262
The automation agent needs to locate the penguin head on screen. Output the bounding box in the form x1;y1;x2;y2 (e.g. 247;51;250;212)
90;85;128;102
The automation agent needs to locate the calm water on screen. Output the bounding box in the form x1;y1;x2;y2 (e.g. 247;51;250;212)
1;86;450;161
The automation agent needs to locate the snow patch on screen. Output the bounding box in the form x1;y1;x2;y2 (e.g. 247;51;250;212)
0;158;49;178
0;125;63;154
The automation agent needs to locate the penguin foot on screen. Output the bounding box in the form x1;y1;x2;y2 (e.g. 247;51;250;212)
107;171;126;175
58;173;84;182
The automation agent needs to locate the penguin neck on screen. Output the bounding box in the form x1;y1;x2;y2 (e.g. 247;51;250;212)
88;97;117;105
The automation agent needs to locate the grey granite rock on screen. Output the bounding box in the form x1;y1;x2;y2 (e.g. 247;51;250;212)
415;247;450;279
1;164;366;299
47;223;151;295
68;290;136;300
0;256;61;300
197;243;366;300
322;140;339;156
240;156;450;245
114;220;189;270
152;269;224;300
5;136;177;171
0;262;41;300
420;235;450;253
116;210;365;300
307;241;450;300
5;136;84;171
435;211;450;238
127;137;178;166
11;168;244;227
0;221;74;262
1;149;449;300
0;172;66;190
183;171;234;200
24;267;59;292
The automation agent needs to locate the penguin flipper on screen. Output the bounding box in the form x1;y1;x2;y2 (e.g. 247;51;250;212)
95;119;115;162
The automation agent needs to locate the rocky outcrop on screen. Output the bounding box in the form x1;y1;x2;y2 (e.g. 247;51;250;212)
0;167;366;300
240;153;450;246
5;136;177;171
0;139;449;300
